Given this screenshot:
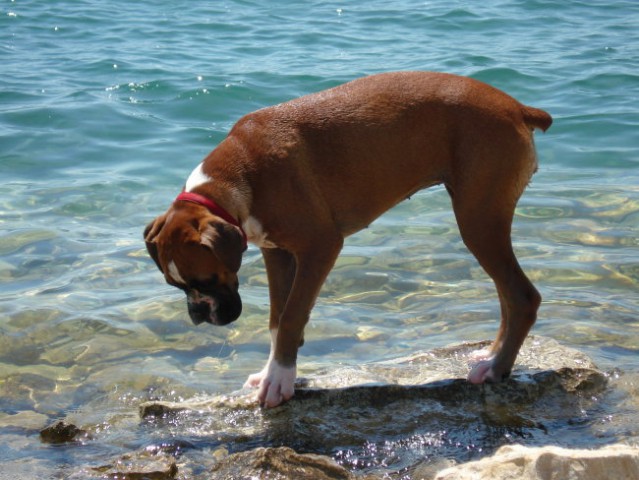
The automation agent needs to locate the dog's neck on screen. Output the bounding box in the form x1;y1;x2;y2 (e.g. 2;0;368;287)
174;191;248;248
184;162;252;225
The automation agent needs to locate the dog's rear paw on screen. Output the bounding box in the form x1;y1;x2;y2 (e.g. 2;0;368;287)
467;347;497;383
467;359;497;384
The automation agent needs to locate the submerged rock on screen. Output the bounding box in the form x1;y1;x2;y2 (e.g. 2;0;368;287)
40;421;89;444
90;450;178;479
0;410;48;430
433;444;639;480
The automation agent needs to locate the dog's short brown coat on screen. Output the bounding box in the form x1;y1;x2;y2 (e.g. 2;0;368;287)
145;71;552;407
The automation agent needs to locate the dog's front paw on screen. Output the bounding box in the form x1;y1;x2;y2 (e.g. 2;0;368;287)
244;369;266;389
244;359;296;408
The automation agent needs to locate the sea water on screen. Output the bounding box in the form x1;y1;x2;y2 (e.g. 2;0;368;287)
1;1;638;477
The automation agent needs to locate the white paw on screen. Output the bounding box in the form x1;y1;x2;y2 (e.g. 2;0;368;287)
244;368;266;389
244;358;296;408
467;358;497;384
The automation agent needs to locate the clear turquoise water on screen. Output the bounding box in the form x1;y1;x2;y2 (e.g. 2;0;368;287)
1;0;638;477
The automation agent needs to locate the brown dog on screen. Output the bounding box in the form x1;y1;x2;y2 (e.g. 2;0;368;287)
144;71;552;407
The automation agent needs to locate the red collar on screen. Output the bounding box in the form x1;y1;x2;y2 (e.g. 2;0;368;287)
174;191;248;249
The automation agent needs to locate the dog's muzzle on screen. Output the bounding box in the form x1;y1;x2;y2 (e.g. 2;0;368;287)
186;289;241;326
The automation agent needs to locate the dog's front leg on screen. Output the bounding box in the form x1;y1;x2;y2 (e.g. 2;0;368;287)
254;239;343;408
244;248;296;392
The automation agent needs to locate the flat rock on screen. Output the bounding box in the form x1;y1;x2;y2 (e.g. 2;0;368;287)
140;337;599;417
433;444;639;480
137;337;609;476
302;336;597;388
89;450;178;480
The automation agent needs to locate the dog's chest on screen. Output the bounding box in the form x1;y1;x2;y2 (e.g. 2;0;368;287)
243;216;277;249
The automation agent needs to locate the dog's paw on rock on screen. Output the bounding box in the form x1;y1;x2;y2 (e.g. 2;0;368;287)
244;358;296;408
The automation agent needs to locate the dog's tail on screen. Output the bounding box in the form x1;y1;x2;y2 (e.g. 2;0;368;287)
522;106;553;132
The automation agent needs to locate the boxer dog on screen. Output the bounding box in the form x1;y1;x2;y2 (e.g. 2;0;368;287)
144;71;552;408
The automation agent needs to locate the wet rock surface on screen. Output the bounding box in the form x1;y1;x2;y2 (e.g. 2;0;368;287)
137;367;607;477
133;337;611;478
57;337;633;479
89;450;178;480
40;421;89;444
210;446;376;480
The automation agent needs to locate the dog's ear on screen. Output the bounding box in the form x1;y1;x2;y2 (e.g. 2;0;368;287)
200;221;244;273
144;214;167;271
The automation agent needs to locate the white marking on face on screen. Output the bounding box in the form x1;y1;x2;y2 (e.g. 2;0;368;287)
167;261;186;285
243;216;277;248
188;290;218;310
185;162;212;192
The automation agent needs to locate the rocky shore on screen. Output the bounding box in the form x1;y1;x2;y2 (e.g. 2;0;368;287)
39;337;639;479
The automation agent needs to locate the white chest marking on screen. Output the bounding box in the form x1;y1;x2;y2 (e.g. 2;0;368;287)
242;216;277;249
185;163;212;192
167;261;186;285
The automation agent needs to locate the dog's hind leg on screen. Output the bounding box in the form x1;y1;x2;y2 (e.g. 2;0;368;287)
448;172;541;383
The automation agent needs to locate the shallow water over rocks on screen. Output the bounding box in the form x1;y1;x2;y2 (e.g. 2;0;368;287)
43;337;635;479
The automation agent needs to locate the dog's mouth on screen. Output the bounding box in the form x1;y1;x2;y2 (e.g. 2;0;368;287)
186;289;241;326
187;291;218;325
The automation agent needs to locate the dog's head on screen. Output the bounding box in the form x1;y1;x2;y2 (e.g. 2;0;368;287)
144;203;245;326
